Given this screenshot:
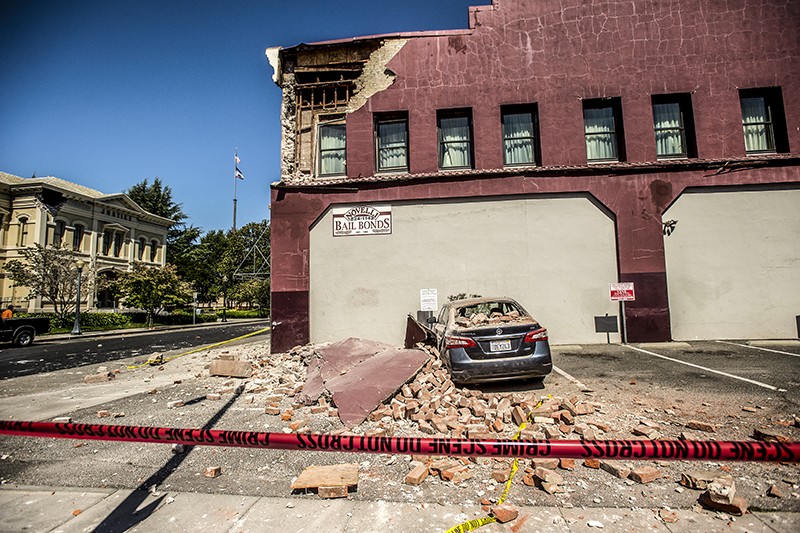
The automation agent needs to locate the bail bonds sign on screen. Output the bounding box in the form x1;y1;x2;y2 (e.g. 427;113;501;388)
333;205;392;236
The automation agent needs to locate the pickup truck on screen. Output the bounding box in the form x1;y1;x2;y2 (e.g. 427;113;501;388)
0;317;51;347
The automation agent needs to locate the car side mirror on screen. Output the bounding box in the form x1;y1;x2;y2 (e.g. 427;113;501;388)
426;316;437;325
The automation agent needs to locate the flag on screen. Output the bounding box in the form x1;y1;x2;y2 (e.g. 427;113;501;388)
234;152;244;180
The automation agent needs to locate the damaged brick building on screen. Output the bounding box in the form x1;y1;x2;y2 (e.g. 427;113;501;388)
266;0;800;353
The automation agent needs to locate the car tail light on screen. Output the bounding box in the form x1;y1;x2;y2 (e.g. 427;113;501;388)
523;328;548;343
445;336;477;349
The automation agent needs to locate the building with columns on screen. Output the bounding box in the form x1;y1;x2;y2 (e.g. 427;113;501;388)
0;172;172;311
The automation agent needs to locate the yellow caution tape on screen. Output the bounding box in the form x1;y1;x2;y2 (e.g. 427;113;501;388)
444;516;497;533
126;327;270;370
443;394;553;532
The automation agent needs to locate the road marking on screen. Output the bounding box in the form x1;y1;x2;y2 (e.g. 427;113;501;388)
625;345;786;392
716;340;800;358
552;365;590;390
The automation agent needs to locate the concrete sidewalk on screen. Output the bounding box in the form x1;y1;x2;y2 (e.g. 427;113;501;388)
0;485;797;532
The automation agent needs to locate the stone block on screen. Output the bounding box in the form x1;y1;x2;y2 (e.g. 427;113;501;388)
405;464;429;485
208;359;252;378
600;461;630;479
203;466;222;478
491;504;519;523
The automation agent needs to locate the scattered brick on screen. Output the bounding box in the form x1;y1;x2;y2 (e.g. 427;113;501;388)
686;420;716;432
264;406;281;415
559;458;575;470
753;428;790;443
206;393;222;401
203;466;222;478
600;461;630;479
767;484;785;498
659;510;679;523
167;400;184;409
405;464;429;485
96;410;111;418
531;458;559;470
707;476;736;505
680;469;725;490
584;459;601;469
318;485;348;499
630;466;661;484
288;419;307;431
208;359;252;378
698;491;748;516
280;410;293;421
492;465;512;482
534;467;563;485
491;504;519;523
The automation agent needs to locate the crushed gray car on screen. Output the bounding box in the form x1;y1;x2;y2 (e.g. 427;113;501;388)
427;297;552;384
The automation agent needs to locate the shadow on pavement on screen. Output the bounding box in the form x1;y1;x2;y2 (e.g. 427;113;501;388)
92;387;243;532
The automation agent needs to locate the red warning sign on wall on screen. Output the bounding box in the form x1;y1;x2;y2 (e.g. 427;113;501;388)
609;282;635;301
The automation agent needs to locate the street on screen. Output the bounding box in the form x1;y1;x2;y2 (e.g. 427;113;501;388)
0;335;798;532
0;321;270;380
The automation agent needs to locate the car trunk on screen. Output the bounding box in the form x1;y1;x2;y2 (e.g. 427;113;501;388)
457;321;541;360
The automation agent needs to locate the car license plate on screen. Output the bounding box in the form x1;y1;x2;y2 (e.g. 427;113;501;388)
490;340;512;352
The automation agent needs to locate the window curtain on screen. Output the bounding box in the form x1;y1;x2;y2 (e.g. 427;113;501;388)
378;122;407;170
319;125;346;175
503;112;534;165
653;102;684;156
439;116;470;168
741;97;771;152
584;107;617;161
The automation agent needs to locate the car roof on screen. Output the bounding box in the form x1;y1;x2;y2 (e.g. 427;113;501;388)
447;296;519;308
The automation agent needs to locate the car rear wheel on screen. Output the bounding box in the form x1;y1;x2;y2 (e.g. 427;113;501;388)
13;330;34;347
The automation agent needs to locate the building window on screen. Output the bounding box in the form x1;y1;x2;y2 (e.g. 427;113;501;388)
138;237;147;261
113;233;123;257
72;224;85;251
740;87;788;154
150;240;158;262
318;121;346;176
375;113;409;173
103;231;113;255
502;104;539;166
53;220;66;247
652;93;696;159
17;217;28;247
583;98;625;163
438;109;473;169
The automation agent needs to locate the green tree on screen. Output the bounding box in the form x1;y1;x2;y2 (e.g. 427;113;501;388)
229;278;270;311
5;244;93;324
125;177;201;273
116;263;190;328
222;220;270;310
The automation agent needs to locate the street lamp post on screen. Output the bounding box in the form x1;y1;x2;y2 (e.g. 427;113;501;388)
71;259;86;336
221;275;228;323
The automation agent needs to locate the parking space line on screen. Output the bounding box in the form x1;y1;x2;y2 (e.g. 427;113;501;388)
716;340;800;358
624;345;786;392
552;365;589;390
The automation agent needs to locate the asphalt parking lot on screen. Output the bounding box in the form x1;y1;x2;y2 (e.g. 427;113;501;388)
553;340;800;406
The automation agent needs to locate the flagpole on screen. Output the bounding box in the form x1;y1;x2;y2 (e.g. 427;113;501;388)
233;150;238;230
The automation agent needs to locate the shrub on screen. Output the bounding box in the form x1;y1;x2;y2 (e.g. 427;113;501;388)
222;309;270;319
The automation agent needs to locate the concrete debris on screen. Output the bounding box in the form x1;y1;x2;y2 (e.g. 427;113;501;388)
599;461;630;479
52;417;72;423
767;484;785;498
707;476;736;505
167;400;184;409
96;410;111;418
405;463;429;485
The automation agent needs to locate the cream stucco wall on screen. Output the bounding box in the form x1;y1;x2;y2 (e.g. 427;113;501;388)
664;188;800;340
309;195;620;346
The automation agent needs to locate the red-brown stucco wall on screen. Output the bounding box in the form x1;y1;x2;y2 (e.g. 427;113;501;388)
269;0;800;352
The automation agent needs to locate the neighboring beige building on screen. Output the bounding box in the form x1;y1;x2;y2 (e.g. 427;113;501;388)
0;171;173;311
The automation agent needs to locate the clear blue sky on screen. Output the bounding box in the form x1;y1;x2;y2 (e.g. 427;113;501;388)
0;0;488;233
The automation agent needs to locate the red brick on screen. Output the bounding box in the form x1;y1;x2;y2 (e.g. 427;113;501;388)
208;359;252;378
584;459;601;469
405;464;429;485
491;504;519;523
600;461;630;479
203;466;222;478
686;420;716;432
318;485;348;499
630;466;661;484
